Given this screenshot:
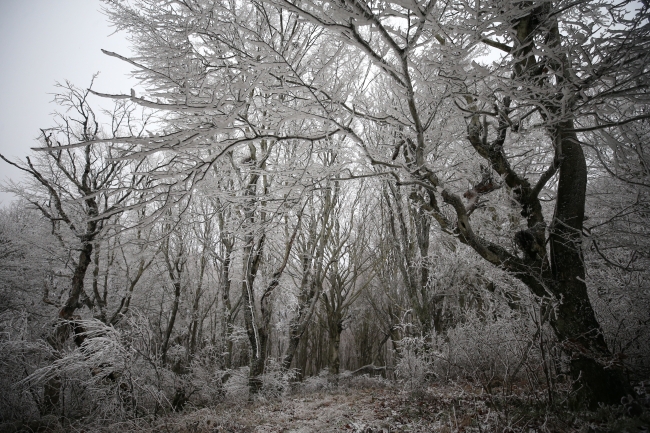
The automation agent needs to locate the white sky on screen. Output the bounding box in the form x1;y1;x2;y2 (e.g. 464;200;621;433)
0;0;137;206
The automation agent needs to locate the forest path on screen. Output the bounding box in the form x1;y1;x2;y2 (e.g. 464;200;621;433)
96;382;647;432
251;388;391;432
161;386;427;433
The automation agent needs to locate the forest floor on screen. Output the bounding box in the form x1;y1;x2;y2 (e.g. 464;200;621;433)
87;379;650;433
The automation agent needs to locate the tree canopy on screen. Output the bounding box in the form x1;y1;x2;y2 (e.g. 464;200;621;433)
0;0;648;423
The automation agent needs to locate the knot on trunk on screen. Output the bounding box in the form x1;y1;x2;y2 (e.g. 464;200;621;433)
515;227;546;261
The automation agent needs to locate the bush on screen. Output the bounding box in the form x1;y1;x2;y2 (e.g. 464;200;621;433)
395;335;432;392
431;311;546;395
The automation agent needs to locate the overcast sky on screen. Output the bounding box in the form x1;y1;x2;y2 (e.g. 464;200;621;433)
0;0;137;206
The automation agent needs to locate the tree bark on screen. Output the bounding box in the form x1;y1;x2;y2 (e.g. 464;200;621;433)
548;123;630;407
440;7;633;408
188;254;207;360
281;188;335;371
242;234;265;394
281;279;322;372
59;241;94;320
327;315;343;375
220;240;235;369
42;240;95;415
161;279;181;364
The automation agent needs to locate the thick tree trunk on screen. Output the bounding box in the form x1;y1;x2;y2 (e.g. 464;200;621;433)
188;255;207;360
248;328;268;394
384;185;434;334
285;298;321;373
282;327;302;371
327;317;343;375
59;242;94;320
548;123;630;407
455;9;633;407
43;240;95;415
280;243;324;372
280;283;321;372
443;107;630;407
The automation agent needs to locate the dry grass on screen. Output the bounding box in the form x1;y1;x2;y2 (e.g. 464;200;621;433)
44;378;649;433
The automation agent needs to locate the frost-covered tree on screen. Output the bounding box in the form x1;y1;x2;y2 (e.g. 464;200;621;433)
97;0;650;407
1;82;152;325
0;82;154;413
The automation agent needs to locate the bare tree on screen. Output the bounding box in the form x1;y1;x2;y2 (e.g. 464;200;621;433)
100;0;650;407
1;82;149;327
281;175;339;372
319;181;375;374
266;0;648;407
0;81;150;412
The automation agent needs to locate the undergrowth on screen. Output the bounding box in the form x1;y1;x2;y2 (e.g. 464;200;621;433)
2;375;644;433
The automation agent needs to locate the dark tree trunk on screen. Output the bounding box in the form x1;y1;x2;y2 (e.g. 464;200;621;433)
384;185;434;335
280;281;320;372
60;241;94;320
327;316;343;375
248;327;268;394
188;255;207;360
282;327;302;372
441;8;634;408
548;123;630;407
43;240;95;415
220;242;234;369
161;280;182;364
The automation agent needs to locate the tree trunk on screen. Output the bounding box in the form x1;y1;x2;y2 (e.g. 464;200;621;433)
282;327;302;372
281;281;321;372
248;327;268;394
161;280;181;364
43;240;94;415
327;316;343;375
445;9;634;408
242;231;264;394
188;255;207;360
220;242;234;369
548;123;630;407
59;241;94;320
384;185;433;334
